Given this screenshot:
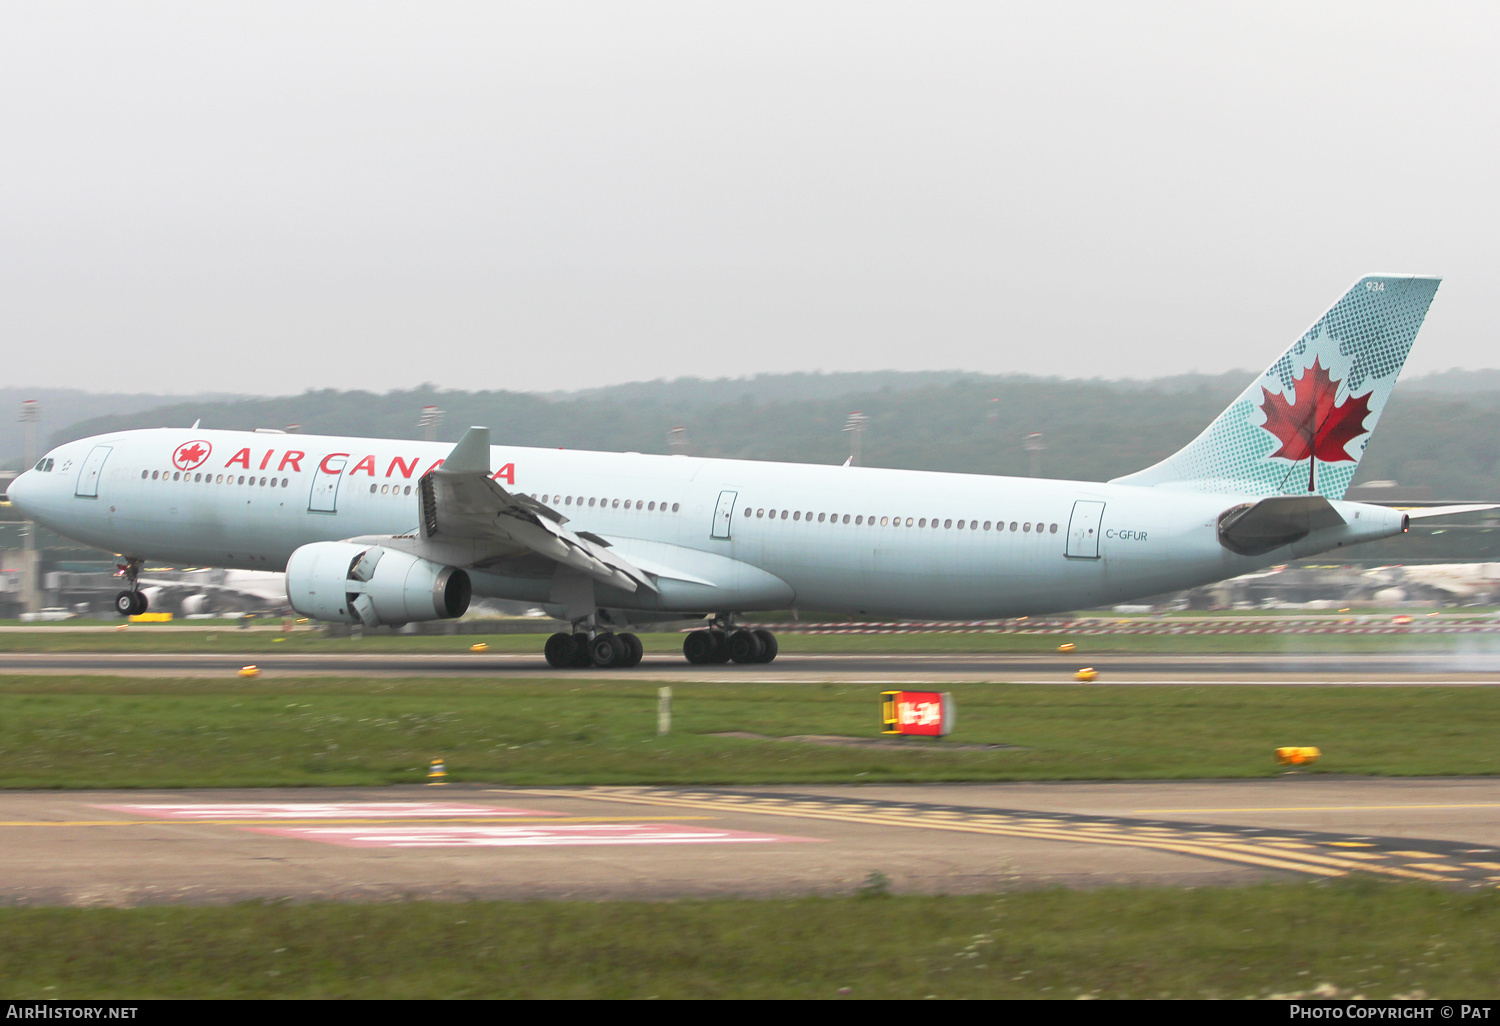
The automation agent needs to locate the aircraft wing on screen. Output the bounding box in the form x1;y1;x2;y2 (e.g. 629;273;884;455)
412;427;656;594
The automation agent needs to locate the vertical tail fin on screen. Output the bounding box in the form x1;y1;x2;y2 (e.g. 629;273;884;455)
1111;274;1441;499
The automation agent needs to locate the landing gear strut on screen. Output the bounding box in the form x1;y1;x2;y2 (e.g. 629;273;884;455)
114;557;147;617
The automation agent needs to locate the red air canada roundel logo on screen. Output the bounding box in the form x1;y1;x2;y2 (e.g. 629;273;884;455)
172;440;213;471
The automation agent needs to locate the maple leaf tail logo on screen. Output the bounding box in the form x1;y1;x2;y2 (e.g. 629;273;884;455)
1259;358;1373;489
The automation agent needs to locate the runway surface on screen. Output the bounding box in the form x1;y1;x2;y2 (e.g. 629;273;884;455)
4;778;1499;905
7;650;1500;683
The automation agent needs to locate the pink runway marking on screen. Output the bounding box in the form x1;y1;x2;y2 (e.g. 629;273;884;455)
241;823;821;849
95;802;552;819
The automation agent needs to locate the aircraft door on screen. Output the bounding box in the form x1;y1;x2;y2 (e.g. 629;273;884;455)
308;455;347;513
711;490;738;539
1065;500;1105;559
74;445;112;498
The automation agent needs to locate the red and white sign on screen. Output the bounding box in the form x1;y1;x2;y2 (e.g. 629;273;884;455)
96;802;551;820
171;440;213;471
240;823;820;849
883;690;954;737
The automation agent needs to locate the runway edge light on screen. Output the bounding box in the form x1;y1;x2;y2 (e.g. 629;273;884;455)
237;665;259;679
1276;746;1321;767
881;691;954;737
427;758;448;785
1074;667;1098;682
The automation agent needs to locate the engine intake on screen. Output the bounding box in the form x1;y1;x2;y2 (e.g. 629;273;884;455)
285;541;471;628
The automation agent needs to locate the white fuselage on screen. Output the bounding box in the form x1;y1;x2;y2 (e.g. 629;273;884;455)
8;427;1408;618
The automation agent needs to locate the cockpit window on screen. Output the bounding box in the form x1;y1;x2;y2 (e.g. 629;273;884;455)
34;458;54;472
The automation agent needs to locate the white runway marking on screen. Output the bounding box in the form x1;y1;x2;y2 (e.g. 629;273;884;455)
242;823;822;849
97;802;552;819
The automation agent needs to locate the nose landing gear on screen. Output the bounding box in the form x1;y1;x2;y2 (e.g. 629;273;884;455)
114;557;147;617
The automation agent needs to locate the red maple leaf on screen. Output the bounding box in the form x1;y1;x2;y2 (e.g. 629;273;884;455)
1259;358;1373;463
175;443;207;468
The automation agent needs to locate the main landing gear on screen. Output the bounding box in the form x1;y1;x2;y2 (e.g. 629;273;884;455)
683;628;778;665
114;557;148;617
544;630;645;670
540;624;780;669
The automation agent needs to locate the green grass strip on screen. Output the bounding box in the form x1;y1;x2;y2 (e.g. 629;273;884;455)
0;881;1493;999
2;677;1499;787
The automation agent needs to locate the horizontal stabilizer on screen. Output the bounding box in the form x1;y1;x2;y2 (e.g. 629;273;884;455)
1218;495;1346;557
1396;503;1500;519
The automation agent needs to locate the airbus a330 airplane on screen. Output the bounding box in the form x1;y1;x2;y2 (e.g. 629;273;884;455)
8;275;1480;669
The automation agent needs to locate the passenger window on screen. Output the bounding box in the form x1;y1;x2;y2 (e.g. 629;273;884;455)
1009;521;1018;531
672;503;680;512
842;514;850;524
983;521;991;531
1023;522;1031;532
817;513;825;522
904;517;913;526
919;518;927;528
151;470;159;480
1050;523;1059;533
757;509;765;518
880;516;888;526
370;484;377;493
854;515;862;525
783;510;791;520
794;511;801;521
944;519;952;529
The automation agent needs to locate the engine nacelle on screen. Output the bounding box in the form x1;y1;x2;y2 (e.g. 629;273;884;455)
285;541;471;628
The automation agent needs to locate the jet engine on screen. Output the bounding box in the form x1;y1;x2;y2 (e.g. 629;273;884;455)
285;541;471;628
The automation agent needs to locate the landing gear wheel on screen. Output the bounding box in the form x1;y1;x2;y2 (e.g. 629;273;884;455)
684;629;734;664
590;632;626;669
544;632;575;669
752;629;778;664
618;632;644;668
114;590;146;616
728;629;765;664
569;632;592;668
683;630;715;664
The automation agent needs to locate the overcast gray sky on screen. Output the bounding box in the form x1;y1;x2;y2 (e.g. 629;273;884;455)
4;1;1496;395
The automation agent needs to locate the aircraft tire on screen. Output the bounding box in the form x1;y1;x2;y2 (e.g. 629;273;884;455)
682;630;715;664
705;629;732;664
619;632;644;667
114;591;136;617
543;632;574;669
590;633;626;669
752;629;778;663
569;632;592;668
728;629;764;664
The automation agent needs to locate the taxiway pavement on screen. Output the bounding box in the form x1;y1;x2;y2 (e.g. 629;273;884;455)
4;778;1499;906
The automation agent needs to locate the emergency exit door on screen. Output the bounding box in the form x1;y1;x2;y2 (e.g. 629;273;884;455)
711;490;738;539
1066;500;1105;559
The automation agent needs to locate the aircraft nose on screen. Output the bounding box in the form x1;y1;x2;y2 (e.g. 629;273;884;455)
5;469;37;516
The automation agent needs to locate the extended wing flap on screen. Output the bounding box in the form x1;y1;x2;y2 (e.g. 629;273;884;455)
419;426;656;593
